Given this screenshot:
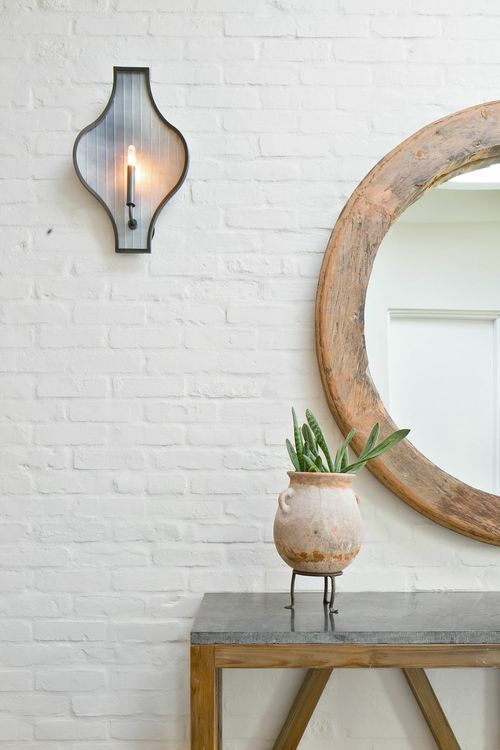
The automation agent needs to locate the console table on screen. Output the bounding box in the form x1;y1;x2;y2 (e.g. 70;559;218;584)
190;591;500;749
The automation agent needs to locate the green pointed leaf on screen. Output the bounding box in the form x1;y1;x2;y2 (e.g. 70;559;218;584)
292;408;304;471
342;458;368;474
303;437;313;458
315;455;326;471
363;428;410;460
305;409;334;472
302;454;319;472
344;429;410;473
302;423;316;451
303;426;319;457
359;423;380;459
305;447;317;463
336;428;357;471
286;439;301;471
344;428;357;446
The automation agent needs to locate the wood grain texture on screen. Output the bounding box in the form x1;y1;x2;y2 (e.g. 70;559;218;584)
403;668;461;750
190;645;221;750
272;668;333;750
316;100;500;545
214;643;500;669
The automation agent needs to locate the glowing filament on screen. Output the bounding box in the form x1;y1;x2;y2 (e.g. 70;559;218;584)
127;144;136;167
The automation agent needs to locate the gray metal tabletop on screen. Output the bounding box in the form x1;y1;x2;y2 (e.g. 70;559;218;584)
191;591;500;645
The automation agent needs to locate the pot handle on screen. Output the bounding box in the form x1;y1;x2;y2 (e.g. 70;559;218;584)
278;487;294;514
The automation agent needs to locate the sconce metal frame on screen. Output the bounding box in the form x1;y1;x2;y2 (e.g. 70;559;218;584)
73;66;189;254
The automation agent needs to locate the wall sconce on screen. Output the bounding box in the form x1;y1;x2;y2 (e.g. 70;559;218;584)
73;67;189;253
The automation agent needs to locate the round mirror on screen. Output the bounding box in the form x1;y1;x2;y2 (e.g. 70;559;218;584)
316;100;500;545
365;165;500;494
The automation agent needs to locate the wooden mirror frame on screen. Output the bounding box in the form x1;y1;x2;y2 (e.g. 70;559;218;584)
316;100;500;546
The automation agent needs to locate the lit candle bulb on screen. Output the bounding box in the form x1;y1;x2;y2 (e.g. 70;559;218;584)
127;144;136;167
126;145;136;205
126;145;137;229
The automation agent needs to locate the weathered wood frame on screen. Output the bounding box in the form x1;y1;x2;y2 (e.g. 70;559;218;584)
316;101;500;545
190;642;500;748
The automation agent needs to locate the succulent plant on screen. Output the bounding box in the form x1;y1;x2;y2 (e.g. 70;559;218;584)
286;408;410;474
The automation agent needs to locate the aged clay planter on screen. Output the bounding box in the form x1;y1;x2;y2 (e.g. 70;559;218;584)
274;471;362;574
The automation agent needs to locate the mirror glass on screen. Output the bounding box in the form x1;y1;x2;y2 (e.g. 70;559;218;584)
365;164;500;493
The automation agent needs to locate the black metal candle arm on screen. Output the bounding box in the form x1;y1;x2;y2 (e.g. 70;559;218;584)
126;164;137;230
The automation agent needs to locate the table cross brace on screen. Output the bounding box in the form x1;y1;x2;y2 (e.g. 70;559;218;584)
272;667;461;750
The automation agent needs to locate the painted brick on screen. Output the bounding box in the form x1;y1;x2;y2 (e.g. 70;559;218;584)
0;718;33;741
0;671;33;691
0;621;32;642
113;376;184;398
35;423;105;446
36;570;110;593
34;621;107;641
35;669;106;692
36;377;108;398
112;568;189;592
35;720;107;740
224;15;295;37
39;326;105;348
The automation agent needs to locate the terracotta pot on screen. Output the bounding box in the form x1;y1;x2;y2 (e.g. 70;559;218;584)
273;471;362;574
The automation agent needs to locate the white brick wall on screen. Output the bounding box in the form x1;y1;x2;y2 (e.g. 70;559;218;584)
0;1;499;747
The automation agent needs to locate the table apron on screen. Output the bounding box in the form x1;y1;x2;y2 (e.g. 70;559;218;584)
212;643;500;669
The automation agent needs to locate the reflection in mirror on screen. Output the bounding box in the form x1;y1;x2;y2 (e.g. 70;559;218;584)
365;164;500;494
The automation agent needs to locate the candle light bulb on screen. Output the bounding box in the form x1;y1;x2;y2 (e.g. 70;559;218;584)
126;145;137;230
127;144;136;167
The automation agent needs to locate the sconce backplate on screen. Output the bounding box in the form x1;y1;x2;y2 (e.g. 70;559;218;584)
73;67;189;253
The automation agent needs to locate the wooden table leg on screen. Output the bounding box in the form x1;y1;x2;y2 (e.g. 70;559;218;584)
191;644;221;750
402;668;461;750
272;668;333;750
